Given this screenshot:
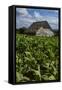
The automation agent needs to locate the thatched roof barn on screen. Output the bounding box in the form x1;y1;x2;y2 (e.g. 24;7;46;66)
29;21;52;31
24;21;54;36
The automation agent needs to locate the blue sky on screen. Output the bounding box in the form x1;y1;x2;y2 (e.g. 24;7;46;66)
16;8;59;30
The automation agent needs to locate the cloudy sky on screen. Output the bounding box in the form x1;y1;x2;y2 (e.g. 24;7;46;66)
16;8;59;30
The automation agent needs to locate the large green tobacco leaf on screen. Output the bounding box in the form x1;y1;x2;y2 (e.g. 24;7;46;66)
16;72;30;82
16;34;59;82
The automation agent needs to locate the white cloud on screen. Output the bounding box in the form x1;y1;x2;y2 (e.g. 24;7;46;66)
34;11;42;17
33;11;58;29
16;8;58;29
16;16;36;28
16;8;28;16
44;16;58;29
34;11;43;21
16;8;32;18
16;8;36;28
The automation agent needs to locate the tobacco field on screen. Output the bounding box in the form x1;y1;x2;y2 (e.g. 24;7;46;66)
16;34;59;82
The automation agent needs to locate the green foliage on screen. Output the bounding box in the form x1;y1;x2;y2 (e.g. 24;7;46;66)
16;34;59;82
